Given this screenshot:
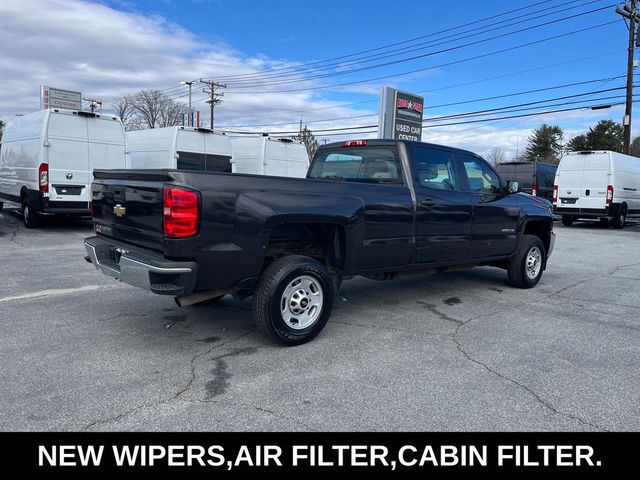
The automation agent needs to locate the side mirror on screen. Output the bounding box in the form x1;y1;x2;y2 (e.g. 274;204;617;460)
507;180;519;194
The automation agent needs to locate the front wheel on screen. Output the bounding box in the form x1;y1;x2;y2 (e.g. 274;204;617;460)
253;255;334;345
507;235;545;288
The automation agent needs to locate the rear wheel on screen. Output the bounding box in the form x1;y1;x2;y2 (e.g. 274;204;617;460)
0;201;3;211
611;205;627;229
22;196;41;228
253;255;334;346
507;235;545;288
561;215;574;226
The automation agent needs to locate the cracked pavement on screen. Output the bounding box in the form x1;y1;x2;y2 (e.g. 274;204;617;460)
1;206;639;431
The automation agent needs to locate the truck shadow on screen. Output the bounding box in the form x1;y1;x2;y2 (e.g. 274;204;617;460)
1;207;93;232
556;219;640;231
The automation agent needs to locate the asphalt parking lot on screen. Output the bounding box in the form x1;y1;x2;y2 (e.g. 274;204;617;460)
1;206;639;432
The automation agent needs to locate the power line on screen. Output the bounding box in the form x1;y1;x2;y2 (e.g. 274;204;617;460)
218;0;596;87
217;76;625;129
222;20;618;95
158;0;587;98
299;101;633;138
203;0;563;83
225;5;615;91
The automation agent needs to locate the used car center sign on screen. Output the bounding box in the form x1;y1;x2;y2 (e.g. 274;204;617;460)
378;87;424;141
40;85;82;110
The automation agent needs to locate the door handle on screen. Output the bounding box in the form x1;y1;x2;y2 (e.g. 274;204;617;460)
420;198;436;207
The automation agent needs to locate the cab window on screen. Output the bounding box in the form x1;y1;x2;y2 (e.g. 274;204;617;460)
412;147;459;191
461;156;501;194
308;147;402;184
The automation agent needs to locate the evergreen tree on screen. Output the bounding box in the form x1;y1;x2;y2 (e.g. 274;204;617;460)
524;124;564;163
584;120;623;152
297;125;319;160
566;134;589;152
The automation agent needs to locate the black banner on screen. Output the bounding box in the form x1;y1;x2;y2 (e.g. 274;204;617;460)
0;432;638;476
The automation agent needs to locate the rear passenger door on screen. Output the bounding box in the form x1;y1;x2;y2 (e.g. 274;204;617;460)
410;145;473;263
459;154;519;258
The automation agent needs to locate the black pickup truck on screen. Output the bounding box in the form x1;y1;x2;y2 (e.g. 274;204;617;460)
85;139;554;345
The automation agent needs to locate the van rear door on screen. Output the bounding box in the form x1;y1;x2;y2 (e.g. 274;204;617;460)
47;112;91;206
88;116;127;174
578;153;610;210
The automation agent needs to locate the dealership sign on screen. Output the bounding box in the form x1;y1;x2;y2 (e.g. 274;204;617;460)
378;87;424;141
40;85;82;111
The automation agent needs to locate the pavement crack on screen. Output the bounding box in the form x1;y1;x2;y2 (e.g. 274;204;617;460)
80;330;254;431
451;313;607;432
8;222;25;248
191;398;318;431
331;319;434;335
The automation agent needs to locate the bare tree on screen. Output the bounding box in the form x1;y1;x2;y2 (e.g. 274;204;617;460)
112;89;188;130
129;89;165;129
159;98;188;128
486;146;506;166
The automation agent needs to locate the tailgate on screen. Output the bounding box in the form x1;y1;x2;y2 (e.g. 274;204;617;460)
91;169;169;252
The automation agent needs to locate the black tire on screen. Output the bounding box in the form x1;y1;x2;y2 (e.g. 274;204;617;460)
0;201;3;212
561;215;574;226
611;205;627;229
22;196;41;228
253;255;334;346
507;234;545;289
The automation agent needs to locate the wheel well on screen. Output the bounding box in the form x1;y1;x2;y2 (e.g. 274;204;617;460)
263;223;345;274
523;220;551;254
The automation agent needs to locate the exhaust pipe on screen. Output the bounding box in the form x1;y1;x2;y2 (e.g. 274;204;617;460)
174;290;226;307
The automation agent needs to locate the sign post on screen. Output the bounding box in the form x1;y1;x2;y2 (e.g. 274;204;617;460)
378;87;424;141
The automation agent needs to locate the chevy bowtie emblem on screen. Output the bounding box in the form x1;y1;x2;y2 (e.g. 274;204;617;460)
114;204;126;217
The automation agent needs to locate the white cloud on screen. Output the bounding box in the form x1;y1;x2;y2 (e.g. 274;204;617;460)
0;0;372;126
0;0;633;157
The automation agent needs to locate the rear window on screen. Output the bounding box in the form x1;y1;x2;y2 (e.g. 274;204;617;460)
308;146;402;184
177;151;231;173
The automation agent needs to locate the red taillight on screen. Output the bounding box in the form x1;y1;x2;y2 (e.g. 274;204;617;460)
606;185;614;205
531;184;538;197
38;163;48;192
552;185;558;204
163;186;199;238
342;140;367;147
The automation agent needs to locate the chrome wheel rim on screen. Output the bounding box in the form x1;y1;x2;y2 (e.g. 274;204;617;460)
280;275;323;330
525;246;542;280
23;205;29;222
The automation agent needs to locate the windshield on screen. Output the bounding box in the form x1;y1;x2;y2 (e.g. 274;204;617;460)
307;146;402;184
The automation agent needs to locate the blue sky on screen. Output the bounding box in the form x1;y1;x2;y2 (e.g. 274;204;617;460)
0;0;631;157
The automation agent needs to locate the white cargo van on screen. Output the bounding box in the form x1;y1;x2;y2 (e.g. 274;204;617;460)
553;150;640;228
229;136;309;178
0;109;127;227
127;126;232;172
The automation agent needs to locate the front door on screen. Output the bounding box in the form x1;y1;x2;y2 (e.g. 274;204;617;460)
459;154;519;258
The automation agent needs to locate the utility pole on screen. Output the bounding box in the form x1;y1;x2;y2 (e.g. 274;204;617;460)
616;0;639;154
83;98;102;113
200;79;226;130
180;80;197;112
